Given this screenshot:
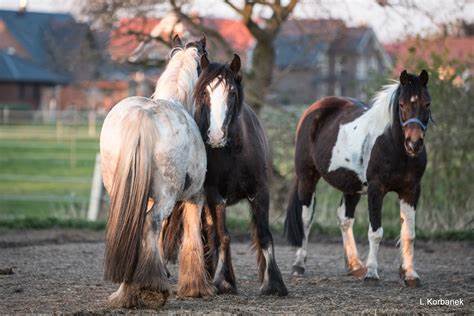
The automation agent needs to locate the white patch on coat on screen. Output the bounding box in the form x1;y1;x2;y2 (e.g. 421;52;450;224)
337;204;361;268
366;226;383;278
410;95;418;102
207;77;229;147
263;247;273;282
328;83;399;182
151;47;199;115
293;194;315;269
400;200;419;279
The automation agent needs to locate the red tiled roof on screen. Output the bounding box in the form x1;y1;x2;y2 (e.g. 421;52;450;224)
109;17;347;61
384;36;474;72
109;17;255;61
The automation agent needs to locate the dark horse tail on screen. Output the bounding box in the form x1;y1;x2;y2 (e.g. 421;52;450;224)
104;109;156;283
284;179;305;247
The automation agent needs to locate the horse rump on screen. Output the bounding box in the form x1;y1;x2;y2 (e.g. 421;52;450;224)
284;179;305;247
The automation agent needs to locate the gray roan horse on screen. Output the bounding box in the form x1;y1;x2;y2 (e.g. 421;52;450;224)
285;70;432;287
100;35;213;308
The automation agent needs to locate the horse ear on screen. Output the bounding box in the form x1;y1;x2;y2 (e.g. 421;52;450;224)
230;54;241;74
419;69;429;86
172;34;182;47
400;70;409;85
200;54;209;70
200;34;206;50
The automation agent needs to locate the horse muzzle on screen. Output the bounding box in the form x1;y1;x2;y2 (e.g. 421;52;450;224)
207;129;227;148
404;138;424;157
403;125;425;157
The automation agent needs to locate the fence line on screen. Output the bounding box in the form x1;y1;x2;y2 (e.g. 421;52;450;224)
0;194;89;203
0;174;91;183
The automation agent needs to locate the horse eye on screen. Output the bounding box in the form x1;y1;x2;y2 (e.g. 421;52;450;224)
426;103;430;108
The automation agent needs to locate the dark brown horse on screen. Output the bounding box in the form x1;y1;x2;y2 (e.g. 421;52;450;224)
193;54;288;296
284;70;432;287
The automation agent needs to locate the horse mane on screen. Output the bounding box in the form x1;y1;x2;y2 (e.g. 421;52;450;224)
369;81;400;127
152;47;200;114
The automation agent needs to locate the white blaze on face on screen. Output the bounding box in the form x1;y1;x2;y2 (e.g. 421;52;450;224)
207;77;229;147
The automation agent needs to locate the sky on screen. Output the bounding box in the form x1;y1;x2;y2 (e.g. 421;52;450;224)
0;0;472;43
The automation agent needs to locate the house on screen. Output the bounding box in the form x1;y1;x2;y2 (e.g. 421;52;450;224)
272;20;392;104
111;15;392;105
0;8;106;110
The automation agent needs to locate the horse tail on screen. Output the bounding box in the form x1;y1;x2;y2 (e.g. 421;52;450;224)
104;108;157;283
284;179;304;247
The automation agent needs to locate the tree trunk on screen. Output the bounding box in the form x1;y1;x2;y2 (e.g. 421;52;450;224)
245;38;275;114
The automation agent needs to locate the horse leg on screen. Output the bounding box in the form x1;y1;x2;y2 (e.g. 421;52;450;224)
291;173;319;276
365;183;385;282
337;193;366;278
177;194;215;298
202;202;218;278
250;188;288;296
108;201;170;308
398;186;421;287
211;200;237;294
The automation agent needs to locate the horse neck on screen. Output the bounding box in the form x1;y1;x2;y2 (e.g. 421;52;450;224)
152;50;198;115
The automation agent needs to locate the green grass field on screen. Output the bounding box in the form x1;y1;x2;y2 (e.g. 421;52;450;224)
0;124;98;220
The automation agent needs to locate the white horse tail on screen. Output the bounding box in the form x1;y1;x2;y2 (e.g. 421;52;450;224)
104;108;158;284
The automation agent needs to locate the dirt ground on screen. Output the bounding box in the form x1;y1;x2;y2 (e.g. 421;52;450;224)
0;229;472;315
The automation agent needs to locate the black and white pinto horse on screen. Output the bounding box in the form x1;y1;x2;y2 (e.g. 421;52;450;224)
285;70;431;287
100;36;214;308
193;54;288;296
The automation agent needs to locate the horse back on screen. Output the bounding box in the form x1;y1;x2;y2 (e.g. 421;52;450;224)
294;97;366;178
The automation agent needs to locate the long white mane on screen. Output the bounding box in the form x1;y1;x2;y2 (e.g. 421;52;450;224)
370;81;400;127
152;47;200;114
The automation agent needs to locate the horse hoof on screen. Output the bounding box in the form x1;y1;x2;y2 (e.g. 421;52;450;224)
404;278;421;288
177;282;216;299
108;291;138;309
399;266;421;288
260;281;288;297
139;289;169;308
363;276;380;286
214;279;237;295
363;271;380;285
349;265;367;279
291;265;305;277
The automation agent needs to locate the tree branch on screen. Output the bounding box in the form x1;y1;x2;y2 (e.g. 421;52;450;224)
169;0;233;56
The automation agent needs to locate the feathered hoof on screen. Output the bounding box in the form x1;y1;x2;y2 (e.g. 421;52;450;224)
291;265;305;277
399;266;421;288
363;269;380;286
108;287;139;309
348;265;367;279
177;279;216;299
214;278;237;295
260;279;288;297
138;289;169;309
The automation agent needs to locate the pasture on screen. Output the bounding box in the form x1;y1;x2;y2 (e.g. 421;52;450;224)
0;123;98;221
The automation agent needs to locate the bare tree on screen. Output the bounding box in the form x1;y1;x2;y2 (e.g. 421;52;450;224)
80;0;300;113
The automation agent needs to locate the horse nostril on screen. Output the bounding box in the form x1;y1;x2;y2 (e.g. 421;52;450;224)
413;139;424;152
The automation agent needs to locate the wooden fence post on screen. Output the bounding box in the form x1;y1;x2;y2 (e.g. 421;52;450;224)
87;153;103;221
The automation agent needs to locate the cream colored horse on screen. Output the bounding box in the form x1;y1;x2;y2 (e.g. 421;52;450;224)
100;36;213;308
